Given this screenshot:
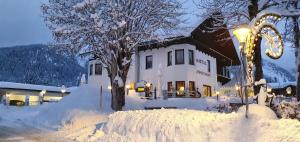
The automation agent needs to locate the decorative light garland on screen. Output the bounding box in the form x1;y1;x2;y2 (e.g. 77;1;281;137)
244;11;283;84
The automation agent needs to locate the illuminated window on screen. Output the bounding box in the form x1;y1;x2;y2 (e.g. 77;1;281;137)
95;63;102;75
146;55;153;69
167;82;173;91
175;49;184;65
189;81;195;91
167;51;172;66
89;64;93;75
203;85;212;97
176;81;185;96
188;50;194;65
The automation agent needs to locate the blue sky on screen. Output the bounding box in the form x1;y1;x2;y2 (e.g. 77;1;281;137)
0;0;295;73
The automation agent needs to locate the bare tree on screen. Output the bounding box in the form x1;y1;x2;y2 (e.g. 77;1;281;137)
281;0;300;100
42;0;183;110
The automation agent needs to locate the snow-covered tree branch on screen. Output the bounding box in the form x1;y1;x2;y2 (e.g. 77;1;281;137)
42;0;183;110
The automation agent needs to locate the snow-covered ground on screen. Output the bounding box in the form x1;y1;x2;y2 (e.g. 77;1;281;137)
1;85;300;142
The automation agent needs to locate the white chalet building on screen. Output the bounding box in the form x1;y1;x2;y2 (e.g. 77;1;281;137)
87;18;240;97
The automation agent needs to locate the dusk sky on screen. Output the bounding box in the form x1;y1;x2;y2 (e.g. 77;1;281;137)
0;0;295;72
0;0;52;47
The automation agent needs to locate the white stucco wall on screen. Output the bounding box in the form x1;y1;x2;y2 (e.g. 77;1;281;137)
87;44;218;96
138;44;217;95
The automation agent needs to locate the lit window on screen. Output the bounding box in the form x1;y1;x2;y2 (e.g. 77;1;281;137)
167;82;173;91
89;64;93;75
189;81;195;91
167;51;172;66
203;85;212;97
207;60;211;72
188;50;194;65
146;55;153;69
176;81;185;96
95;63;102;75
175;49;184;65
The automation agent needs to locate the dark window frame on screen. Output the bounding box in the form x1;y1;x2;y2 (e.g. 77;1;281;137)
145;55;153;69
188;50;194;65
95;63;102;75
89;64;93;75
207;60;211;72
175;49;184;65
167;51;172;66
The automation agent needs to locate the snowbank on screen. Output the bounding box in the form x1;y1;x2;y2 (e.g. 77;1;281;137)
94;109;300;142
144;98;219;110
0;85;111;129
238;104;278;120
30;85;112;129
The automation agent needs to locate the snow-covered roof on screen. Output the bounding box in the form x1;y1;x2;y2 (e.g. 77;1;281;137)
0;82;70;93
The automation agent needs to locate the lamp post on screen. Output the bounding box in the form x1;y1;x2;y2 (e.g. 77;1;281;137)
233;24;251;118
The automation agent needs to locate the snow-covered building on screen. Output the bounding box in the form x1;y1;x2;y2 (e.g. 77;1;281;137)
88;18;240;97
0;82;70;106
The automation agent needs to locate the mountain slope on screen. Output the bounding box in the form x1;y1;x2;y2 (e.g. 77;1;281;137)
263;59;295;83
0;44;86;87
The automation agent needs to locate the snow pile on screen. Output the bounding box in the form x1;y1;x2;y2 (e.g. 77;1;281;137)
144;98;219;110
30;85;112;129
0;85;112;130
99;109;239;142
56;110;107;142
92;105;300;142
238;104;278;120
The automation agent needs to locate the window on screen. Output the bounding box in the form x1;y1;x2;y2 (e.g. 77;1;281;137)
203;85;212;97
167;82;173;91
95;63;102;75
146;55;153;69
167;51;172;66
207;60;211;72
189;81;196;96
176;81;185;96
89;64;93;75
188;50;194;65
189;81;195;91
175;49;184;65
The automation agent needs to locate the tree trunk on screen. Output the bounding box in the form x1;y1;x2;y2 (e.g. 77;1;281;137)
110;59;124;111
293;16;300;101
248;0;263;95
254;37;263;95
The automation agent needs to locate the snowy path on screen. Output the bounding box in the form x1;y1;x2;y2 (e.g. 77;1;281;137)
0;121;74;142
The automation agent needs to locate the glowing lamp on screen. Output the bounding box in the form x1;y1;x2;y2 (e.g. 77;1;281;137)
125;85;130;89
235;84;240;91
267;87;272;93
286;87;292;95
108;85;112;90
233;25;251;44
216;91;220;95
61;85;66;93
146;83;151;87
40;89;46;95
179;87;185;91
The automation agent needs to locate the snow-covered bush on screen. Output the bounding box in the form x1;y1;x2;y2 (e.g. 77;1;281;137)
272;101;300;120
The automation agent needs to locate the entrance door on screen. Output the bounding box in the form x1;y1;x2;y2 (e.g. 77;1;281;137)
203;85;212;97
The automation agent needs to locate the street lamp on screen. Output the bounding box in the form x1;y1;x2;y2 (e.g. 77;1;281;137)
286;87;292;95
233;24;251;118
233;25;251;45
